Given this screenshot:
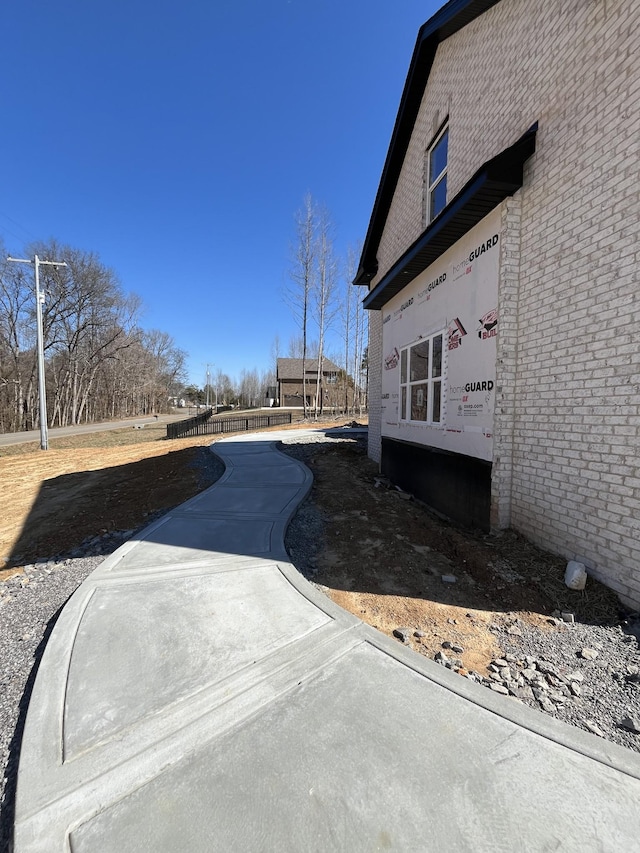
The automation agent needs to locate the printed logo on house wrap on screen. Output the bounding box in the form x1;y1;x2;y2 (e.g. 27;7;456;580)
468;234;499;263
452;234;499;281
464;380;494;393
393;297;413;319
417;272;446;302
384;347;400;370
477;308;498;340
447;317;467;350
452;379;495;416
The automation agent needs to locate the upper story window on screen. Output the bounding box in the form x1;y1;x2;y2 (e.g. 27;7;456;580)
425;123;448;225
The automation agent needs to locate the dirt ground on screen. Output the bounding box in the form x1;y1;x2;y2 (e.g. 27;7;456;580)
300;437;624;677
0;421;624;679
0;426;217;575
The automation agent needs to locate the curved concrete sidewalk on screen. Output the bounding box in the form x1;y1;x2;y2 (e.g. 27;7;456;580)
14;430;640;851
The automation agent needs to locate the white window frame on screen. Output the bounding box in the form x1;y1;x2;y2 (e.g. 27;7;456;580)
399;330;445;426
425;122;448;226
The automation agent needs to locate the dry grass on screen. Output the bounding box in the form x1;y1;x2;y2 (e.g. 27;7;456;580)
0;423;173;456
0;416;365;573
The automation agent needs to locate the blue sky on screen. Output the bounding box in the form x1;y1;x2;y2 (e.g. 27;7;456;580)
1;1;441;386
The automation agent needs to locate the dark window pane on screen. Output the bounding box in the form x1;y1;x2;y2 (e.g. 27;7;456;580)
430;175;447;220
400;348;407;383
432;334;442;378
432;381;441;423
429;129;448;184
410;341;429;381
401;386;407;419
411;383;428;421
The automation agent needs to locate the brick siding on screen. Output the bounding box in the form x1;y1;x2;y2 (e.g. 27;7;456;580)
367;310;383;464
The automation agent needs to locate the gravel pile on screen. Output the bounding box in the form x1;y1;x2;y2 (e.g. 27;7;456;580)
428;615;640;752
499;616;640;750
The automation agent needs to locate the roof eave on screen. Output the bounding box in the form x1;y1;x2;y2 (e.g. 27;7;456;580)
354;0;503;287
362;123;537;311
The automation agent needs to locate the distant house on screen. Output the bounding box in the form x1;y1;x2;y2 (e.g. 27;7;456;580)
276;358;341;410
355;0;640;608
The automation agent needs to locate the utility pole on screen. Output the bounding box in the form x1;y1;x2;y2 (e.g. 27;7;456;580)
7;254;67;450
208;363;218;413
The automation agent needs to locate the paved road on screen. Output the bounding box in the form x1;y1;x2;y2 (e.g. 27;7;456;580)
0;415;185;448
13;429;640;851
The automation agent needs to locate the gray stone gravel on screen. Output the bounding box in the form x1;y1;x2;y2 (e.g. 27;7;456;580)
0;534;134;851
418;615;640;755
497;616;640;752
280;432;358;583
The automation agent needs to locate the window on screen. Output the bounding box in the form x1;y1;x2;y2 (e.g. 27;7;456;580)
425;123;448;224
399;331;443;424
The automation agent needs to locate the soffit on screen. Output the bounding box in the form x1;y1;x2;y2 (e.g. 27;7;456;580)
362;124;537;311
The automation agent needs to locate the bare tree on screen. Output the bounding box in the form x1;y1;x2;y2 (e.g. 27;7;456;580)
260;367;275;406
109;330;188;417
270;333;281;378
213;369;236;407
287;335;318;359
0;237;189;430
140;330;187;412
0;247;37;431
20;240;141;426
312;206;338;418
238;368;261;409
339;244;362;414
286;193;316;418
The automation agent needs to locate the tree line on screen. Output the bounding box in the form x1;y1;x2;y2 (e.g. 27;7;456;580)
183;366;275;411
0;200;368;433
0;238;187;432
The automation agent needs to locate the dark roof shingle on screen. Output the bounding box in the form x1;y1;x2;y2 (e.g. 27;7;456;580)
277;358;341;380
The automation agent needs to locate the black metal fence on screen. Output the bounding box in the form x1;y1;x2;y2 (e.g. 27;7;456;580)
167;411;292;440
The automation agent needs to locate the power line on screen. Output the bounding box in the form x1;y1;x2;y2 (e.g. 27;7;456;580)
0;211;37;242
0;225;29;246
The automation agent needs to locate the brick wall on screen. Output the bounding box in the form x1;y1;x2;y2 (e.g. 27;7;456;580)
367;310;383;464
491;193;522;529
367;0;640;606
